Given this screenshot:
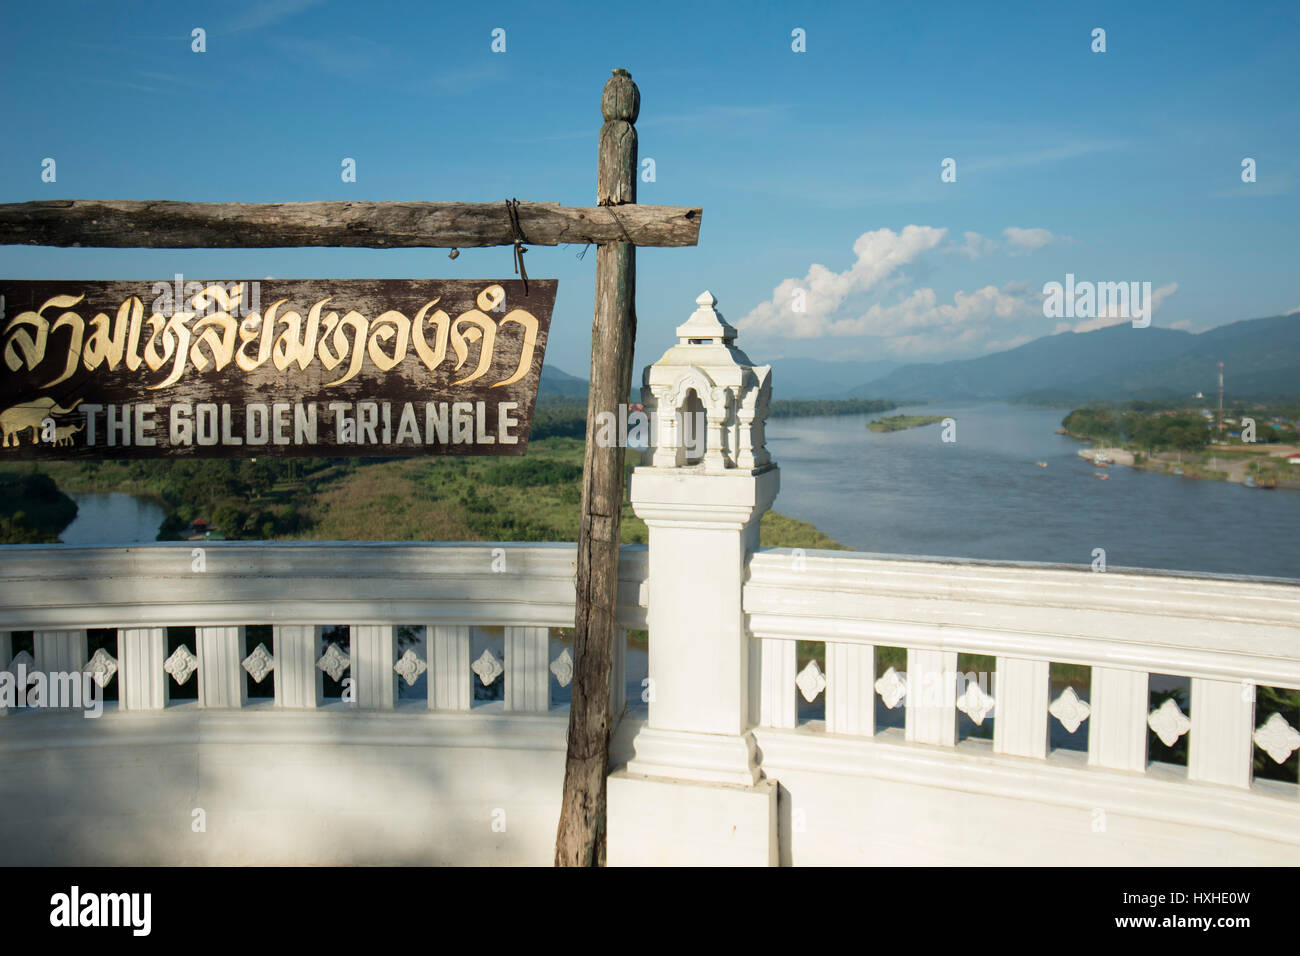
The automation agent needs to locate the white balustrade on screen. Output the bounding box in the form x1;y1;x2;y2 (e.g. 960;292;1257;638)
744;548;1300;795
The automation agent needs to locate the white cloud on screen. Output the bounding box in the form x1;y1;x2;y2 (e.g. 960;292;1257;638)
1057;283;1180;332
739;225;948;340
1002;227;1058;254
736;226;1049;358
952;231;997;260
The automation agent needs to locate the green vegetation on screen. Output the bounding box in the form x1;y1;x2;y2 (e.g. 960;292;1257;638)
20;438;848;550
0;471;79;543
34;458;319;541
1063;401;1300;488
866;414;946;433
1063;400;1300;449
1062;407;1210;450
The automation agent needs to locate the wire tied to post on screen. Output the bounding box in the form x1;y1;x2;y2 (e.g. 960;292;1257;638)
506;198;529;295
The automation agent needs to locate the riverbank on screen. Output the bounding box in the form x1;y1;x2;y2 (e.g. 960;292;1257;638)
1074;442;1300;489
0;471;79;543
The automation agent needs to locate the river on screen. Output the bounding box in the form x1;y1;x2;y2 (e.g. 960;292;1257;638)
765;402;1300;579
58;492;166;545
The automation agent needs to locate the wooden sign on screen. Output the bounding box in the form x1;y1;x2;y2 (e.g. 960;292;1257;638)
0;279;556;459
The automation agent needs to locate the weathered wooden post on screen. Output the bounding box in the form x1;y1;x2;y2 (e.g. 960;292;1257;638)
555;68;639;866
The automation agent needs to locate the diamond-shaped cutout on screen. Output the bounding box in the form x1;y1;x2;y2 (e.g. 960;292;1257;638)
875;666;908;709
549;648;573;688
316;642;351;682
1049;685;1091;734
1253;712;1300;765
1147;697;1191;748
472;648;503;687
164;644;199;685
241;643;276;684
956;678;996;725
82;647;119;689
393;649;428;686
795;659;826;703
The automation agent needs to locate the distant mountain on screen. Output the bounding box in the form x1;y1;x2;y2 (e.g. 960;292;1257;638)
538;357;903;401
850;314;1300;402
538;364;588;398
767;358;901;398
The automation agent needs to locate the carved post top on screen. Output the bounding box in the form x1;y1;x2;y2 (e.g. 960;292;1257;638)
639;291;775;475
601;69;640;124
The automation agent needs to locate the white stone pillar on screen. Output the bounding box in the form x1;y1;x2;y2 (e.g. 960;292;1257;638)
0;633;11;716
611;465;780;864
1088;666;1148;772
504;626;550;712
273;625;323;709
1188;677;1253;788
609;291;781;866
119;627;168;710
628;467;778;763
758;638;796;730
610;627;627;720
993;657;1049;758
34;629;87;674
351;625;397;709
428;625;471;711
197;626;247;708
905;648;957;747
826;642;875;736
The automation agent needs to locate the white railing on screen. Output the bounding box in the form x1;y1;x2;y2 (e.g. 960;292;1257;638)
0;541;648;717
3;538;1298;864
746;549;1300;799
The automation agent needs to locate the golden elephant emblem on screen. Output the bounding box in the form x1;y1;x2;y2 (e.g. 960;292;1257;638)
0;396;83;448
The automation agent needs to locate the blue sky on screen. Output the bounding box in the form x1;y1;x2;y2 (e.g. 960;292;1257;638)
1;0;1296;376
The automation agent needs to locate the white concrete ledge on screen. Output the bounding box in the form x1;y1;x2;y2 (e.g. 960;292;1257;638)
746;548;1300;687
755;725;1300;858
0;542;649;630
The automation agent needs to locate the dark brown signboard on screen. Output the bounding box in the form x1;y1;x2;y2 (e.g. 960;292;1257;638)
0;278;556;459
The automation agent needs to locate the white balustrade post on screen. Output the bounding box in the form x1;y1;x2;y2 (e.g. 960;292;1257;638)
826;641;874;736
610;627;627;720
32;629;87;712
504;626;550;712
905;648;957;746
119;627;168;710
34;629;87;675
610;292;780;866
759;638;796;730
1088;666;1148;772
1188;677;1254;788
428;625;471;711
993;657;1049;758
627;462;778;775
273;625;324;709
0;632;10;716
351;625;397;709
197;625;247;708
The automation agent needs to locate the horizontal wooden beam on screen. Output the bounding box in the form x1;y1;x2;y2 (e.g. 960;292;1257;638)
0;199;701;250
